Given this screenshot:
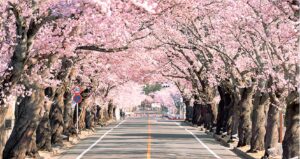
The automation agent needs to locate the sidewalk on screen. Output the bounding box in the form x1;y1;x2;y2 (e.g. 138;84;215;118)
183;121;282;159
29;119;118;159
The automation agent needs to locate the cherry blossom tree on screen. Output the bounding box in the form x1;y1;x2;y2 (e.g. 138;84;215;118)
0;0;298;158
145;0;298;157
0;0;161;158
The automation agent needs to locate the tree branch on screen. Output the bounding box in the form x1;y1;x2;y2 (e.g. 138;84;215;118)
75;45;129;52
27;9;61;39
161;73;188;80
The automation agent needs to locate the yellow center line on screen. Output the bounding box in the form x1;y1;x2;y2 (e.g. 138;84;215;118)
147;117;151;159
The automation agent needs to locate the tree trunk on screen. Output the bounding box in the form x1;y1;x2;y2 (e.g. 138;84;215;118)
113;106;116;119
78;104;86;130
265;91;288;158
0;107;9;158
210;99;218;130
95;105;102;124
237;86;255;147
203;86;218;130
63;91;76;136
199;104;206;126
92;106;97;127
216;86;231;135
264;104;279;156
36;87;54;151
282;100;299;159
192;102;201;126
102;108;109;121
230;92;240;138
204;104;212;129
85;105;95;129
78;96;91;130
216;98;225;135
249;92;269;152
26;131;39;158
3;87;44;159
0;13;58;157
49;87;65;145
108;102;114;120
223;94;233;135
36;110;52;151
184;98;193;122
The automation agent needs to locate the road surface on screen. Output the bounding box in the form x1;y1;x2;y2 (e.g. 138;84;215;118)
60;117;242;159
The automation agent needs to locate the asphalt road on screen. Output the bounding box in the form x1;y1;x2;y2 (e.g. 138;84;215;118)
60;117;242;159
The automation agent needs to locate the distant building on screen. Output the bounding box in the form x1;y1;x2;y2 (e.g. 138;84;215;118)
161;83;170;88
151;102;161;108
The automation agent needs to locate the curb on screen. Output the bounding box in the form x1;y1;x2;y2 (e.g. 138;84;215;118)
210;134;258;159
233;147;256;159
204;131;236;149
176;121;260;159
47;120;117;158
177;121;263;159
183;121;194;126
211;134;257;159
212;134;233;148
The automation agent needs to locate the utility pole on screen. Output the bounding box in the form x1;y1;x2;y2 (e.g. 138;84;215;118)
76;103;79;134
